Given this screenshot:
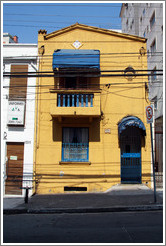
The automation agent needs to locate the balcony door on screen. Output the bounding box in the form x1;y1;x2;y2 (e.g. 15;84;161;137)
59;76;88;90
65;77;77;89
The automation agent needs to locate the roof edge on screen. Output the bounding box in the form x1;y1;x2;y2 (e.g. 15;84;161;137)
44;23;146;43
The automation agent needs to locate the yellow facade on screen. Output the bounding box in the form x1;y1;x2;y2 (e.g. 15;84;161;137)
34;23;152;194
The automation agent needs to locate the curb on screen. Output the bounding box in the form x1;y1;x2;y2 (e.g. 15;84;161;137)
3;204;163;214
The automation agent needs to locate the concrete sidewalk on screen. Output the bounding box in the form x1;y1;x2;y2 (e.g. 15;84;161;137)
3;184;163;214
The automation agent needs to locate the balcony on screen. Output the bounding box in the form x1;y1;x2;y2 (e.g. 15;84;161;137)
50;89;101;118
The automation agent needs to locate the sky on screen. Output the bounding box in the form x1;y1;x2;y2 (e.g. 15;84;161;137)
2;1;122;43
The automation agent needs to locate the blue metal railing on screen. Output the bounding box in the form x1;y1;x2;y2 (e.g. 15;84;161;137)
62;143;89;162
57;94;93;107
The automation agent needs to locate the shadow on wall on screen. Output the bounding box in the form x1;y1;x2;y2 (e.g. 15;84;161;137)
52;117;101;142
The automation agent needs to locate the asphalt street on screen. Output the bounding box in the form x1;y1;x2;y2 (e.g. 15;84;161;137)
3;210;163;243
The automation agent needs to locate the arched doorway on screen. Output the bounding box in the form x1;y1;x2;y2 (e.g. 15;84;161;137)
118;116;146;184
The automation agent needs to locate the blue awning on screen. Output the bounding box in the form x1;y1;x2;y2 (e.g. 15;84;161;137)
53;49;100;70
118;116;146;136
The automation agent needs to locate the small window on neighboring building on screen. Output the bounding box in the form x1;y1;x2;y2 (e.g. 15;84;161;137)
143;31;146;37
147;50;150;58
9;65;28;101
151;66;157;81
152;96;157;110
150;12;155;29
143;8;145;16
150;39;156;54
140;16;142;23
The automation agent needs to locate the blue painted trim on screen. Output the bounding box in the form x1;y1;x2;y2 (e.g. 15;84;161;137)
63;94;65;107
90;95;93;107
72;95;74;107
81;95;84;107
76;94;79;107
121;153;141;158
58;94;94;108
67;94;70;107
86;95;88;107
58;94;61;107
118;116;146;136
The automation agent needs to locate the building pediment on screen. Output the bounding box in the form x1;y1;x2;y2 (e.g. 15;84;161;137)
41;23;146;43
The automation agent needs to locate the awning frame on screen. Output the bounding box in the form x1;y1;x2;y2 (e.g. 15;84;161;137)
118;116;146;137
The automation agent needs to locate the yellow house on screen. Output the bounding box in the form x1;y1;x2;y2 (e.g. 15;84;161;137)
33;23;152;194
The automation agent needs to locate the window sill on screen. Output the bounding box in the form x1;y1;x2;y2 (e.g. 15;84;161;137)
59;161;91;165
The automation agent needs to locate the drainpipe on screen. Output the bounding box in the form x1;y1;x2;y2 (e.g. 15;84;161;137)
31;57;40;195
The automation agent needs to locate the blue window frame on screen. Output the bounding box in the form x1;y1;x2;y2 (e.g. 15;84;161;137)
62;127;89;162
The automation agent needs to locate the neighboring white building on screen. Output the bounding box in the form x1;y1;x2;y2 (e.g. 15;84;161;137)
120;3;163;184
3;33;38;197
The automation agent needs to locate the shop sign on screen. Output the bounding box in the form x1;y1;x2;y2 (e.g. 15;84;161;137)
7;101;25;125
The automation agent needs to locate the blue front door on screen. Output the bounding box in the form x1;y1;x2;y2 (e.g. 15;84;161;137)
120;127;141;183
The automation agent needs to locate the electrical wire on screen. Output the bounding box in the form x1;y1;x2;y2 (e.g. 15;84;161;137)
3;3;162;8
3;69;163;74
3;19;163;29
3;73;163;78
3;52;163;58
3;13;163;20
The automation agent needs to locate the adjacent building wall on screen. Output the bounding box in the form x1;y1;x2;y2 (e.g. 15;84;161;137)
3;42;38;197
120;2;163;184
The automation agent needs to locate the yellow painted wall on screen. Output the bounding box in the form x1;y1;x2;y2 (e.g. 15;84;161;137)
33;24;152;194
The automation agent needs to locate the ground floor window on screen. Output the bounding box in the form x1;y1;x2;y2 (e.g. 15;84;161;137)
62;127;89;162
